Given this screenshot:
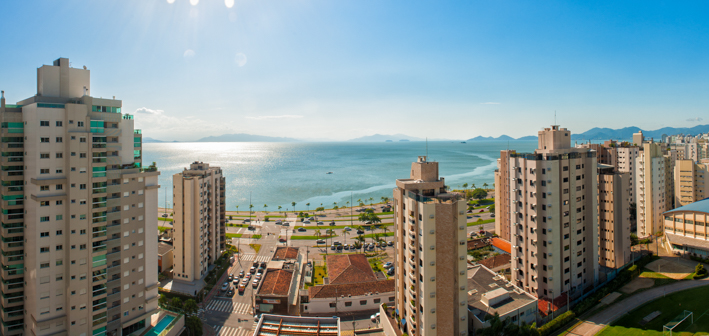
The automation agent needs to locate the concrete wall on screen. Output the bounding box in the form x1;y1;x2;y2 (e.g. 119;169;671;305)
303;292;394;314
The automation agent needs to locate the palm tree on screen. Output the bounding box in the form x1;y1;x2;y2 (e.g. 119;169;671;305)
342;229;349;244
462;183;468;190
483;182;489;190
471;183;476;189
235;205;239;214
354;234;365;251
333;202;337;213
346;201;350;209
263;204;268;213
278;205;282;213
357;198;362;209
368;197;374;206
314;229;321;239
306;203;310;213
292;202;296;213
249;204;254;222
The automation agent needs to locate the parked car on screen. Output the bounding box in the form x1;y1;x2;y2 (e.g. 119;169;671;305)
283;222;290;226
329;222;335;226
275;220;282;225
309;217;316;221
279;238;287;243
479;209;484;213
228;274;233;281
387;267;395;276
298;227;307;232
490;213;495;218
344;227;352;231
260;261;267;268
252;280;259;288
303;220;311;224
387;241;394;246
383;262;393;269
249;266;256;274
357;229;365;234
243;219;251;223
221;282;230;291
316;239;326;244
331;245;336;250
239;270;245;278
344;244;349;250
334;241;342;245
336;245;343;251
247;226;255;230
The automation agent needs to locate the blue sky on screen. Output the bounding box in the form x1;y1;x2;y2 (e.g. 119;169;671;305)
1;0;708;141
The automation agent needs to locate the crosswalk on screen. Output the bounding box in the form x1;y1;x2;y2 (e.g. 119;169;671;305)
206;299;252;315
238;254;271;262
213;325;251;336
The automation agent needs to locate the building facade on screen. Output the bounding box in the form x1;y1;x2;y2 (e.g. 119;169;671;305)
172;162;226;283
636;142;672;237
393;156;468;336
0;58;160;336
674;159;709;208
502;126;599;302
597;165;631;269
662;199;709;258
495;150;514;241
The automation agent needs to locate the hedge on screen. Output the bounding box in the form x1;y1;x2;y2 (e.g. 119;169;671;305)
538;311;575;336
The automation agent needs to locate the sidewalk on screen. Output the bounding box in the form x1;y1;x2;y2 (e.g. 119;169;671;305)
565;276;709;335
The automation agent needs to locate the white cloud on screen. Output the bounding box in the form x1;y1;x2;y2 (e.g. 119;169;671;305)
245;115;303;120
133;108;233;141
183;49;195;59
687;117;704;122
235;53;247;67
481;102;501;105
225;0;234;8
135;107;163;115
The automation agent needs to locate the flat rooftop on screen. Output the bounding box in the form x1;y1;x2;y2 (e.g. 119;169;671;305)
254;314;340;336
467;265;536;322
158;242;173;256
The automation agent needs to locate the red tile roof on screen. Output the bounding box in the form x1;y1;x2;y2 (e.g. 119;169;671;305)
273;247;299;260
491;237;511;254
538;292;568;316
326;254;377;284
477;254;511;269
258;270;293;296
309;280;395;299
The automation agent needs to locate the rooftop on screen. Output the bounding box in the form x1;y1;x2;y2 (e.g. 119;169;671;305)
665;232;709;251
158;242;173;256
273;246;300;260
491;237;511;254
468;238;491;250
309;279;395;299
664;198;709;215
326;254;377;284
477;254;511;270
258;270;293;296
254;314;340;336
467;265;536;322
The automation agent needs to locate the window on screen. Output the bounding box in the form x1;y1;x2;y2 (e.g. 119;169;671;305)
79;137;86;143
360;300;367;305
56;230;63;235
56;184;63;190
56;121;63;127
80;184;86;190
41;137;50;143
40;153;50;159
40;168;50;174
40;185;49;191
40;216;50;222
40;120;50;127
40;231;49;237
56;137;63;143
329;303;336;308
56;152;63;158
56;215;63;220
41;262;50;269
77;121;84;127
56;168;63;174
56;245;63;251
40;247;50;253
79;153;86;158
40;201;50;207
344;302;352;307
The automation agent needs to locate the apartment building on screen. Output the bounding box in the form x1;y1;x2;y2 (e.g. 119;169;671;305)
616;146;640;204
597;165;631;269
494;150;514;241
502;125;599;302
636;142;672;237
392;156;468;336
0;58;160;336
674;159;709;207
172;162;226;284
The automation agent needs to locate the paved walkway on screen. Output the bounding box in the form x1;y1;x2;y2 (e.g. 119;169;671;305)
566;276;709;335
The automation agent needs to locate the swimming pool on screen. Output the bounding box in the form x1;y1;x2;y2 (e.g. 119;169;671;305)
147;314;176;336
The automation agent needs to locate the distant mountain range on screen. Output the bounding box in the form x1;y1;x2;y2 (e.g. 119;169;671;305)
466;135;537;141
142;137;177;143
346;134;452;142
195;133;300;142
570;125;709;141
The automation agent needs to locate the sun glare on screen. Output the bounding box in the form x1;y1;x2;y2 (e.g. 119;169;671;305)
225;0;235;8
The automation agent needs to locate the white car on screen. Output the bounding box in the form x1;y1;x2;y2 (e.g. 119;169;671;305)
221;282;230;291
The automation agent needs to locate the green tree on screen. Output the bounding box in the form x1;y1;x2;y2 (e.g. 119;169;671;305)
314;229;321;239
185;316;204;336
158;294;168;307
483;182;489;189
342;229;349;242
263;204;268;213
306;202;310;212
292;202;297;213
471;188;487;200
316;206;325;213
235;205;239;213
184;299;198;316
278;205;282;213
170;297;182;312
462;183;468;190
369;197;374;206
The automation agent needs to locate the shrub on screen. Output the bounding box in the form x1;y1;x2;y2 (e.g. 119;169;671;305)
538;311;575;336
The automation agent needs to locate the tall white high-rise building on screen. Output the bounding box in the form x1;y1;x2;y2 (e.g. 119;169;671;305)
172;162;226;284
502;126;599;301
636;142;672;237
0;58;160;336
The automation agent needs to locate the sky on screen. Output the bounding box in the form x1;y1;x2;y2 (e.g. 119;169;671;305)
1;0;709;141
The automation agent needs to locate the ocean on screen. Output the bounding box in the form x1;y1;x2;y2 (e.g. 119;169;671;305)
143;141;539;211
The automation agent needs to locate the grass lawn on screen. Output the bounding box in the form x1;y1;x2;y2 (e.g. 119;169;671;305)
226;233;242;239
158;217;173;222
361;232;394;239
599;285;709;336
158;226;170;233
251;234;262;239
368;257;388;279
311;266;327;286
290;235;337;240
248;244;261;253
467;218;495;226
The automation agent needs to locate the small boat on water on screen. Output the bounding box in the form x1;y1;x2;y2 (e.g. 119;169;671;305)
326;172;333;174
461;141;467;143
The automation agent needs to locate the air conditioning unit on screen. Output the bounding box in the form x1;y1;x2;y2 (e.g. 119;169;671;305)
548;265;553;270
430;261;436;266
549;277;553;281
430;246;435;250
430;230;435;234
548;228;552;232
429;214;434;219
548;253;553;256
459;256;465;260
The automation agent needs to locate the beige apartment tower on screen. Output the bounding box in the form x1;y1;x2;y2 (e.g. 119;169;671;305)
597;165;631;269
502;126;599;301
0;58;160;336
172;162;226;284
494;150;514;241
674;159;709;207
393;156;468;336
636;142;672;237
